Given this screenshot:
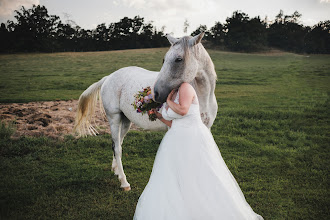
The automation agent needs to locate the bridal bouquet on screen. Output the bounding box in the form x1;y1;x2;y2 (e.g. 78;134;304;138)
132;86;163;121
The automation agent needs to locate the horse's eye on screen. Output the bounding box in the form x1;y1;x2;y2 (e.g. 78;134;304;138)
175;58;183;63
162;59;164;64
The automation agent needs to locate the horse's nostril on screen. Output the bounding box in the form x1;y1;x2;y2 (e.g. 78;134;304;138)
154;91;159;100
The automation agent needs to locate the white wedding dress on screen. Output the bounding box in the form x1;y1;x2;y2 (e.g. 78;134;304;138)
134;89;263;220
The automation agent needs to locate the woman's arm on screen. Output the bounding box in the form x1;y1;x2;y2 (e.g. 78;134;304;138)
166;83;194;116
148;110;172;127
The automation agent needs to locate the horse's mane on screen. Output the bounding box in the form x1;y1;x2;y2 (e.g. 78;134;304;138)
173;36;192;58
174;36;217;81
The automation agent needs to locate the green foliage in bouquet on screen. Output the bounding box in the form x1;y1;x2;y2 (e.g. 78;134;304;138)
131;86;163;121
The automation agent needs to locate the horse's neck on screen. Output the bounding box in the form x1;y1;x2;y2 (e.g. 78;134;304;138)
193;73;215;105
193;50;216;107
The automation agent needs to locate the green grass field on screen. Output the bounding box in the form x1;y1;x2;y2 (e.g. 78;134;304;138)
0;48;329;219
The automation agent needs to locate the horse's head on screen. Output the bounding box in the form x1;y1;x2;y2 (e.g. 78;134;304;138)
153;32;205;103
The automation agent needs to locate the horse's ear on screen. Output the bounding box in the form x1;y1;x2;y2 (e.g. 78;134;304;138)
189;32;205;46
166;34;178;45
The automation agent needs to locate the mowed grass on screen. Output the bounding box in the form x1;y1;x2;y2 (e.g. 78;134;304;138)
0;49;165;103
0;49;330;219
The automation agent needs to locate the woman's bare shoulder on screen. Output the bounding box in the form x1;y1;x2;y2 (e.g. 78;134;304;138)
179;83;195;100
179;82;194;91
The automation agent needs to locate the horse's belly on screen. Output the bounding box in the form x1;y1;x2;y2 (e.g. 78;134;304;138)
115;67;167;131
121;98;167;131
124;108;168;131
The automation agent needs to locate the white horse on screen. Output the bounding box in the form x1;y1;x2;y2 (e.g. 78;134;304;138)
74;33;218;191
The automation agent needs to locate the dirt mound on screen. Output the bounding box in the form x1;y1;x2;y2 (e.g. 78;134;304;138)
0;100;141;139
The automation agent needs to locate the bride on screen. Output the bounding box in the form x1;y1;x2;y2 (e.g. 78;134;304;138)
133;82;263;220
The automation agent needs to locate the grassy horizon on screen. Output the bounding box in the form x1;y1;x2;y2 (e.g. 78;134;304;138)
1;48;329;219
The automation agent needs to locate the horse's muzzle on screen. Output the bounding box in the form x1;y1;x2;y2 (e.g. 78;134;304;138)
154;89;167;103
153;81;170;103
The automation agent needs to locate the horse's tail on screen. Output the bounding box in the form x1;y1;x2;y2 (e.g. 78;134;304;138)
74;76;108;136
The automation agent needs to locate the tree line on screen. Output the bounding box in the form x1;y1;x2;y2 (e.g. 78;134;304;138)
0;5;167;53
191;10;329;53
0;5;329;53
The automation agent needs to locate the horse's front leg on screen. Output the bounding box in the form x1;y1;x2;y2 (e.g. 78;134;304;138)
108;113;131;191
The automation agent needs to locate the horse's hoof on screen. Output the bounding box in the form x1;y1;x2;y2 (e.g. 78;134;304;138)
122;186;131;191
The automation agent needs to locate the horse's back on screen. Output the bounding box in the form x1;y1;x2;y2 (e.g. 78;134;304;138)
108;66;158;81
101;66;157;92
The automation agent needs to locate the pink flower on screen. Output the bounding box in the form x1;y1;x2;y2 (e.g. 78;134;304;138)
144;96;150;103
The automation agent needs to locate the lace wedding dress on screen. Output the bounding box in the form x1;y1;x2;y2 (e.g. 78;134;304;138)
134;89;263;220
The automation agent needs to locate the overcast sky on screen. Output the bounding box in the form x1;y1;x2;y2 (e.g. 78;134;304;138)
0;0;329;36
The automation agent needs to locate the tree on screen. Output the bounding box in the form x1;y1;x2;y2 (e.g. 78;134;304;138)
183;19;189;34
225;11;267;51
224;11;249;51
56;22;77;51
275;9;284;24
268;10;307;52
247;17;268;50
209;22;225;45
191;25;207;36
7;5;60;52
0;23;9;52
304;20;330;53
139;21;154;48
190;25;213;41
93;23;109;50
109;16;144;49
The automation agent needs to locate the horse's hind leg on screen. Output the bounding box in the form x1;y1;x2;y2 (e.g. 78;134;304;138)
111;113;131;176
107;112;131;191
111;145;119;175
120;113;132;144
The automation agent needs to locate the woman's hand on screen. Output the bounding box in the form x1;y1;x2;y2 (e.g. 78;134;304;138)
166;89;176;103
148;109;162;120
147;109;154;116
148;108;172;127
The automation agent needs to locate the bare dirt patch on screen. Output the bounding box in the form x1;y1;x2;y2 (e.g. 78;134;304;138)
0;100;141;139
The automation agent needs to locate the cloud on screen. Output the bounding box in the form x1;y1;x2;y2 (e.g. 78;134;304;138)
115;0;223;36
0;0;39;16
119;0;207;13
